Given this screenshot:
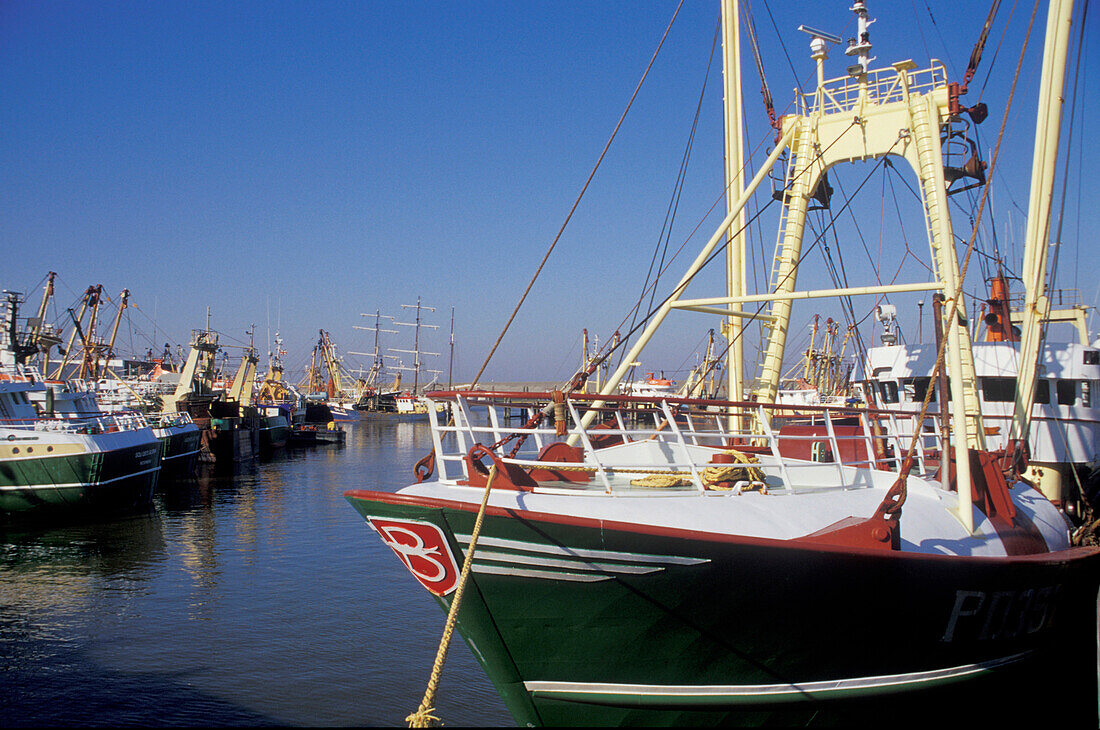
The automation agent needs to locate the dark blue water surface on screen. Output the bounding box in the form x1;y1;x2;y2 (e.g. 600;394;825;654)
0;421;512;727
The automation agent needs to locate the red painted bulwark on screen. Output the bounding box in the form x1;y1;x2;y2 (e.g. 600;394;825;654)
345;488;1099;566
777;424;871;465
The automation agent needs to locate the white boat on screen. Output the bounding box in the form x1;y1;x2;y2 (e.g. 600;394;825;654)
618;371;676;399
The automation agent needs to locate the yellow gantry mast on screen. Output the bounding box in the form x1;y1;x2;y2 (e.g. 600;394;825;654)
722;0;747;409
52;284;105;381
1008;0;1076;454
163;328;219;413
745;2;985;528
99;288;130;379
585;2;995;530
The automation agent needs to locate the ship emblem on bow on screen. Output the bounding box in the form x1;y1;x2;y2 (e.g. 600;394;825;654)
369;518;460;596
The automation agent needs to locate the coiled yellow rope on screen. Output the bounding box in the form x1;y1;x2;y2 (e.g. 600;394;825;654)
629;449;764;488
406;464;499;728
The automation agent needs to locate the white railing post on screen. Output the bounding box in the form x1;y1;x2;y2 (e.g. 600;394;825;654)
565;398;612;493
659;400;704;492
823;407;843;466
757;405;791;487
427;402;449;481
859;411;878;470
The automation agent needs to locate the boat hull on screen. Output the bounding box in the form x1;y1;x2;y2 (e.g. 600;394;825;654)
356;410;429;422
289;423;346;445
258;415;290;452
0;433;162;515
154;422;201;476
207;417;259;463
346;489;1100;726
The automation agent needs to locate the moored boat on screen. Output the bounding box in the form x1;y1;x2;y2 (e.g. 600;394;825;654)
257;404;291;452
345;1;1100;725
347;389;1100;724
148;411;202;477
0;370;161;517
1;292;163;517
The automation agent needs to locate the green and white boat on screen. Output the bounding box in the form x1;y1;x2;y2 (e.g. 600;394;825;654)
0;371;162;515
1;294;162;517
346;1;1100;725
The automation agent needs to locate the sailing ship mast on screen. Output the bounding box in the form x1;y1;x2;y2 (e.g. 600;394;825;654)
351;310;396;389
390;297;439;394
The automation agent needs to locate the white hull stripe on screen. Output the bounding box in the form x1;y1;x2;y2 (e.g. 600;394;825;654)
471;564;613;582
456;533;708;581
473;549;662;574
524;651;1032;702
0;465;161;492
163;449;201;461
455;534;708;566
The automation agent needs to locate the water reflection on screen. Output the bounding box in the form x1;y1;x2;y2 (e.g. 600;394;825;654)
0;420;510;726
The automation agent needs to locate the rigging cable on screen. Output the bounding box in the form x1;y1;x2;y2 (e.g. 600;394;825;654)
918;1;960;78
591;121;887;396
909;0;936;65
962;0;1003;90
469;1;686;387
977;0;1022;103
740;0;777;132
621;15;722;373
755;0;804;97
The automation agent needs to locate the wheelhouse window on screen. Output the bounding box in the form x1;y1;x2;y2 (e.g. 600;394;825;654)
908;377;935;403
981;377;1052;405
1056;379;1077;406
982;377;1016;402
1035;379;1050;404
877;380;899;404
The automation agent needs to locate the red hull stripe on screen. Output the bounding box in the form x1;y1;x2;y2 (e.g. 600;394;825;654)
344;489;1100;565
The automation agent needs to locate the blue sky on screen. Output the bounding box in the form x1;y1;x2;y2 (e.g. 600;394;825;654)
2;1;1097;386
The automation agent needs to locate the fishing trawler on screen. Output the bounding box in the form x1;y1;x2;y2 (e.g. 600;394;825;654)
305;329;366;420
50;284;202;476
0;292;162;516
866;276;1100;518
346;2;1100;725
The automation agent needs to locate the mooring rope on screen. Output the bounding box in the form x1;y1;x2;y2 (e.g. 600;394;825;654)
406;464;499;728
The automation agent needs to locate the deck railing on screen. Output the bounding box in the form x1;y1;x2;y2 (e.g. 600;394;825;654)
793;62;948;117
424;390;945;493
1;411;150;434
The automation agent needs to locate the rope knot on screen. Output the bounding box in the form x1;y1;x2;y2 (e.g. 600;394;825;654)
406;706;440;728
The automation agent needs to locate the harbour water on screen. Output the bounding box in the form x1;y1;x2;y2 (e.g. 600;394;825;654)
0;420;512;727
